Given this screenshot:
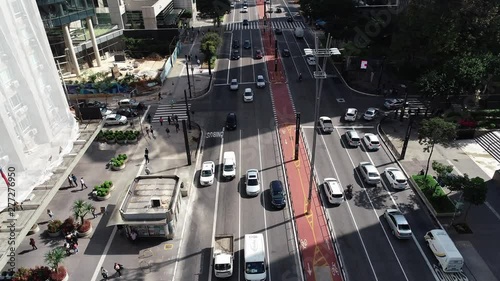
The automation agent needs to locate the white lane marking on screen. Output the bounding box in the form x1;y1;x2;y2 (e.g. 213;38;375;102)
289;27;314;78
357;129;438;281
281;24;305;77
207;127;225;281
228;32;234;84
446;160;500;222
318;133;379;281
238;129;242;281
215;81;258;86
258;128;273;281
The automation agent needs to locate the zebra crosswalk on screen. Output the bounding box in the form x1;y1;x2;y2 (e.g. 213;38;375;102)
225;21;306;31
152;103;191;123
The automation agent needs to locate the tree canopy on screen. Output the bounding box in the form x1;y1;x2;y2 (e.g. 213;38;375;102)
418;118;457;176
196;0;231;21
200;32;222;60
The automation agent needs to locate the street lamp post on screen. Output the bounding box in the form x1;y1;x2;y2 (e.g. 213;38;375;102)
400;84;408;121
305;36;341;214
185;61;193;98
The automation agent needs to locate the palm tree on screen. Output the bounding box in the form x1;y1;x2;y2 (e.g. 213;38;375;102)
73;199;93;225
45;247;66;272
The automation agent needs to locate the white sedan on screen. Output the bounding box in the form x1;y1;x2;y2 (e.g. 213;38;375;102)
200;161;215;186
384;167;408;190
103;114;127;126
256;75;266;88
243;88;254;102
318;116;333;133
246;169;260;196
363;133;380;150
306;56;316;66
230;79;239;90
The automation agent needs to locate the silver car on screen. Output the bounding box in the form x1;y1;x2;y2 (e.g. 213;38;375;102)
384;167;408;190
384;209;412;239
358;162;380;185
104;114;128;126
246;169;260;196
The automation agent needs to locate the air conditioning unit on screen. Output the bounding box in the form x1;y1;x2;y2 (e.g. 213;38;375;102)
150;197;161;208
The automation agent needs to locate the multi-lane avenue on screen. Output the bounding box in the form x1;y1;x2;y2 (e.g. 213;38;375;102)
174;0;472;280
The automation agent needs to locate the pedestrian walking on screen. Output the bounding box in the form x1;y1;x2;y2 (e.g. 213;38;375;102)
195;55;198;61
91;206;96;218
165;127;170;137
150;126;154;137
72;174;78;187
197;59;201;66
185;54;188;60
64;242;71;255
72;242;79;254
145;148;149;156
144;153;149;164
29;238;37;250
158;92;162;100
159;116;163;126
167;116;171;125
80;177;88;189
175;123;180;133
68;175;74;187
114;263;123;277
147;114;152;123
145;165;151;175
145;127;150;137
47;209;54;221
101;267;109;280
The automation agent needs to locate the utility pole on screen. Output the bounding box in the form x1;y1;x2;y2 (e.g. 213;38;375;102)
304;36;341;215
400;84;408;121
190;65;195;96
377;56;386;91
184;89;192;130
294;113;300;160
182;120;192;165
400;108;415;160
185;61;192;98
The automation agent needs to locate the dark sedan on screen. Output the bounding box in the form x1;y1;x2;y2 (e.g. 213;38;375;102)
270;180;286;209
116;108;138;117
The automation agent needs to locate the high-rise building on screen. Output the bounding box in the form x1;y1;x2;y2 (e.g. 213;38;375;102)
0;1;79;211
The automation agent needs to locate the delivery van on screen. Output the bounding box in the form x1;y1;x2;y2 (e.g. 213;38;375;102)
222;151;236;179
244;234;266;281
424;229;464;272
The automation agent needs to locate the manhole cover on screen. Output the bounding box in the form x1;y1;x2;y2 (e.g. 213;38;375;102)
336;98;345;103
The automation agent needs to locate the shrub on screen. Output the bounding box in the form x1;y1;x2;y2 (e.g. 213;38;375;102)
97;131;105;140
125;130;137;140
78;219;92;233
104;130;115;140
12;266;51;281
95;181;113;196
47;220;62;233
412;175;456;213
134;130;141;137
115;131;126;141
117;154;128;161
61;217;76;234
110;154;127;167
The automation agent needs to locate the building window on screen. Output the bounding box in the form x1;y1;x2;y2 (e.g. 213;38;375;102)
8;94;22;109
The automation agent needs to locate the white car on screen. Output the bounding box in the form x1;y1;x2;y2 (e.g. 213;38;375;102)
384;209;412;239
100;108;113;117
323;178;344;205
103;114;128;126
256;75;266;88
318;116;333;133
243;6;248;12
306;56;316;66
230;2;235;7
230;79;239;90
345;130;361;147
344;108;358;121
200;161;215;186
358;162;380;185
384;167;408;190
363;133;381;150
243;88;254;102
363;107;379;121
246;169;260;196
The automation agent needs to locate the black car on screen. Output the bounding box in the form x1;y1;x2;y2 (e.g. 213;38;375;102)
243;19;249;26
282;48;290;57
116;108;138;117
231;50;240;60
232;40;240;48
270;180;286;208
243;40;251;49
274;28;282;35
85;100;107;108
225;112;237;130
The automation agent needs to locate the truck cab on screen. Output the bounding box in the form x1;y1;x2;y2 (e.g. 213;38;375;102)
214;235;234;278
222;151;236;179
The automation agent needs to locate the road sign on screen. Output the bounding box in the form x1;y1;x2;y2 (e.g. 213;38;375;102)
360;60;368;69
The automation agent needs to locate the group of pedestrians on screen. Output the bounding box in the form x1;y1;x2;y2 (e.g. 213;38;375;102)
63;231;79;255
67;174;88;190
101;263;124;279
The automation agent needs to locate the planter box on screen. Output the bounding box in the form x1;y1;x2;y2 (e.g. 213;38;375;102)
409;177;457;217
95;192;111;201
47;230;61;237
28;224;40;235
116;138;127;144
111;164;126;171
77;224;93;237
106;138;116;144
127;137;138;144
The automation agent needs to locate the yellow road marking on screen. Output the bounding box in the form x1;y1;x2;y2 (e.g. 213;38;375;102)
164;244;173;250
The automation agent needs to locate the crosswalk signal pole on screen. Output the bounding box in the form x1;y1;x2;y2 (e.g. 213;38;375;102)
185;61;193;98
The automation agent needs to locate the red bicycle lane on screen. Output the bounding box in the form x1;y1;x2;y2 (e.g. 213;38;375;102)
256;3;343;281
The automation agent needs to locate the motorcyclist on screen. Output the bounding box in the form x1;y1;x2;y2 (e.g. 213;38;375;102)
298;73;302;81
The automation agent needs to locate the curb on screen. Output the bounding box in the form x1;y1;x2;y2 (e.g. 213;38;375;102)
376;120;445;230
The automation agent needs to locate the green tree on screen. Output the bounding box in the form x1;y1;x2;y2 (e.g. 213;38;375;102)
196;0;230;26
463;177;488;221
200;32;222;74
418;118;457;178
45;247;66;272
72;199;93;225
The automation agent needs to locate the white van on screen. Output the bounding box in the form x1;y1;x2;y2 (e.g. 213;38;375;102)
222;151;236;179
294;27;304;38
424;229;464;272
244;234;266;281
323;178;344;205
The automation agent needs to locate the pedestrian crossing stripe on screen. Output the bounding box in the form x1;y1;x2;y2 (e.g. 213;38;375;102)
153;104;191;123
225;21;306;31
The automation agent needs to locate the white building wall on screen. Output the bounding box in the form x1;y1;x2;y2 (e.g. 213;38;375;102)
0;0;79;210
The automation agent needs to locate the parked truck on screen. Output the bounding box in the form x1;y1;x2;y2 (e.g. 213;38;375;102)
213;234;234;278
